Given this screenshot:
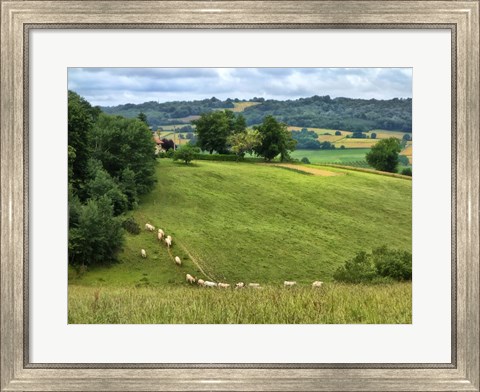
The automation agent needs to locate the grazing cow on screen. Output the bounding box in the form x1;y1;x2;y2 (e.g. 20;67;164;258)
218;283;230;289
235;282;245;289
204;281;217;287
312;281;323;288
145;223;155;231
174;256;182;266
197;279;205;287
157;231;164;241
248;283;261;288
141;249;147;258
158;228;165;236
186;274;195;284
284;281;297;287
165;237;172;248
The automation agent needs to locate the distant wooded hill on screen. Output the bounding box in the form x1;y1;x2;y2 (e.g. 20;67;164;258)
100;95;412;132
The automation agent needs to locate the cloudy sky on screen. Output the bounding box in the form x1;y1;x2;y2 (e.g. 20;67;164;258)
68;68;412;107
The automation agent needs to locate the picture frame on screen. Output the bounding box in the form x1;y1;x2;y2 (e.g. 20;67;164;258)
1;1;478;390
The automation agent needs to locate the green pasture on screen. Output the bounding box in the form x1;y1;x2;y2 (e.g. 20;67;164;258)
70;160;411;287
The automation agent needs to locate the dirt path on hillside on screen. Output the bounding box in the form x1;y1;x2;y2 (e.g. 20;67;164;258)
174;241;215;282
267;163;344;177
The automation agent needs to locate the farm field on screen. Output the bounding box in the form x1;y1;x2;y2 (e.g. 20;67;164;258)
333;138;378;149
367;130;410;139
232;101;261;112
290;148;372;165
69;160;411;323
402;141;413;163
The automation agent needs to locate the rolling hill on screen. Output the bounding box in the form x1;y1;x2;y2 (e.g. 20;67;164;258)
70;160;411;288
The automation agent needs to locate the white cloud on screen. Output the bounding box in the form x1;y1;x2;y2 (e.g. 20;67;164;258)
68;67;412;106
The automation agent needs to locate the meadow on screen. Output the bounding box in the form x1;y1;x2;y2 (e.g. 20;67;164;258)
69;160;412;323
69;283;412;324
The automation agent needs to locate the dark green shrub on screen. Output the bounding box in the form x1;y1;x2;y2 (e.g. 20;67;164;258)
165;149;174;158
372;247;412;281
122;217;140;235
334;247;412;283
333;251;377;283
401;167;412;176
301;157;311;164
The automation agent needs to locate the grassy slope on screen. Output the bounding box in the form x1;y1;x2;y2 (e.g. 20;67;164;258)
71;160;411;288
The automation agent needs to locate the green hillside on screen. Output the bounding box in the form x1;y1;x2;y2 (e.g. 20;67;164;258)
70;160;411;288
100;95;412;132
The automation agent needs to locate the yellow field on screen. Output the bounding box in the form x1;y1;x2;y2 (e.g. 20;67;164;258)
334;139;378;148
366;130;410;139
401;142;413;163
174;115;201;123
232;101;261;112
318;134;347;143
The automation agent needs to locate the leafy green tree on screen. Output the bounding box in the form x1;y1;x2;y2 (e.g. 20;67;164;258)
401;167;412;176
193;110;245;154
173;144;200;164
193;111;229;154
86;162;129;216
370;132;377;139
68;195;124;267
228;129;261;159
90;113;156;195
402;133;412;141
68;91;95;196
335;130;342;136
366;137;401;172
225;110;247;133
137;112;148;124
254;115;297;161
119;168;139;209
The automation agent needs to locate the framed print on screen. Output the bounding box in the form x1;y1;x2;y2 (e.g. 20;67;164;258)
1;1;478;391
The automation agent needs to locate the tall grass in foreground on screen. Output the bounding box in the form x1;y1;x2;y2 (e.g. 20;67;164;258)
69;283;411;324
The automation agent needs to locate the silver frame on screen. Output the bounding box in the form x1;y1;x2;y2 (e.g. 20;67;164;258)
1;1;478;390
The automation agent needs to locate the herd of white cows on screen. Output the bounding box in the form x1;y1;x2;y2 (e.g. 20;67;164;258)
141;222;324;289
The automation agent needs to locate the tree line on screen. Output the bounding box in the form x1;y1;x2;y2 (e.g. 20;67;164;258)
68;91;157;268
101;95;412;132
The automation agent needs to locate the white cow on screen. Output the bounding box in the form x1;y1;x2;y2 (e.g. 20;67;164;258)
204;281;217;287
218;283;230;289
157;231;164;241
141;249;147;258
235;282;245;289
284;281;297;287
145;223;155;231
158;228;165;236
186;274;195;284
165;237;172;248
197;279;205;287
248;283;261;288
174;256;182;266
312;281;323;288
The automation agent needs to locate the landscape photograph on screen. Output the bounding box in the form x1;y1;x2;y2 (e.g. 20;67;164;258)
67;67;412;324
